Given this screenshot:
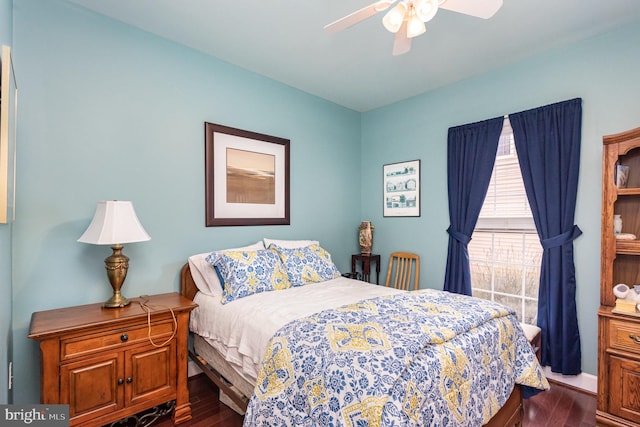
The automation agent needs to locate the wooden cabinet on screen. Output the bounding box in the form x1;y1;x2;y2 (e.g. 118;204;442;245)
599;126;640;426
28;293;197;427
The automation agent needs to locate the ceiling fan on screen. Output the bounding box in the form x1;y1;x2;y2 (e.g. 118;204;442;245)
324;0;503;55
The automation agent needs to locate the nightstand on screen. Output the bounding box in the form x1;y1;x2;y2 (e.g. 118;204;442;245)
28;293;197;427
351;254;381;285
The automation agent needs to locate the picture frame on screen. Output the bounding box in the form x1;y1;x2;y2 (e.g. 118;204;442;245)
0;45;17;224
205;122;290;226
383;159;420;217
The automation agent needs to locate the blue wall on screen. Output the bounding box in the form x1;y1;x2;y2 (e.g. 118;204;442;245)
0;0;12;406
361;23;640;376
9;0;640;404
11;0;361;403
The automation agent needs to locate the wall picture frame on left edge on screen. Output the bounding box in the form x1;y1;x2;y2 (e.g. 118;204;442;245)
383;159;420;217
0;45;18;224
204;122;290;226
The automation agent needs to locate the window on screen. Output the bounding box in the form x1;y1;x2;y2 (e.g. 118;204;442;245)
469;118;542;324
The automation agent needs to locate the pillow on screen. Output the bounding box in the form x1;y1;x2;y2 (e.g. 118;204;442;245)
270;244;341;287
207;249;292;304
263;238;319;249
187;241;265;297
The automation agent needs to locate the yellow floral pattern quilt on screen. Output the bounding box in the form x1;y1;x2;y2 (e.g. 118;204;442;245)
244;289;548;426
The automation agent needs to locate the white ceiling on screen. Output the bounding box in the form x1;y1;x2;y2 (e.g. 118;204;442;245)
66;0;640;112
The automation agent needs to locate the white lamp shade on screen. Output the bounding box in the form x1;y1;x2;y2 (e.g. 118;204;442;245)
414;0;439;22
382;1;407;33
406;15;426;38
78;200;151;245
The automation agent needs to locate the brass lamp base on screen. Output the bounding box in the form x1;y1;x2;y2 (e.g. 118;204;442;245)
103;244;131;308
103;292;131;308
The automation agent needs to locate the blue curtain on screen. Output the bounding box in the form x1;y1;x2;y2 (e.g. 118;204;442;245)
443;117;503;295
510;98;583;375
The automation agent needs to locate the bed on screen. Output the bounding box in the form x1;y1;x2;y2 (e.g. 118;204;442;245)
180;240;548;426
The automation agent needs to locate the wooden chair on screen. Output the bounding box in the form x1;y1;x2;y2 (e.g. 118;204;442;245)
385;252;420;291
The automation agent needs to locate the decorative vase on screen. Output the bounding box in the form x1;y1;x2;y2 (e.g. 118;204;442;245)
614;214;622;234
613;283;630;299
359;221;374;255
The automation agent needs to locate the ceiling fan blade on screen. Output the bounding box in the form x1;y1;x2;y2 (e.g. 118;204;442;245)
439;0;503;19
324;0;396;34
392;20;411;55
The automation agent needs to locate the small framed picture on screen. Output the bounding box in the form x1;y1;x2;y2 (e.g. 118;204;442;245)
383;160;420;217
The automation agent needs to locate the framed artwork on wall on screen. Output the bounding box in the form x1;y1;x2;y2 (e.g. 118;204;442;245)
383;159;420;217
0;45;17;224
205;122;290;226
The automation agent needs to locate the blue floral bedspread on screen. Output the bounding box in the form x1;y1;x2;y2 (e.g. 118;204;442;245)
243;289;549;426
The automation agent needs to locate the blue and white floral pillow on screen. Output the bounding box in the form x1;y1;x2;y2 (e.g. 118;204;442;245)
206;249;291;304
270;244;341;286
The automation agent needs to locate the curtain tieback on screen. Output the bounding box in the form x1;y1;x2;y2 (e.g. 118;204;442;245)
541;225;583;249
447;226;471;245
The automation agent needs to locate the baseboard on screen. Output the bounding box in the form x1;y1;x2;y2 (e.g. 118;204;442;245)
543;366;597;395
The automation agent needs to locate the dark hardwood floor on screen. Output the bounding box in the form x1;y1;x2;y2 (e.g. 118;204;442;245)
152;375;596;427
155;376;244;427
522;380;596;427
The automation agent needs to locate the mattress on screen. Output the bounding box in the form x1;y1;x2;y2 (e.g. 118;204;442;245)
193;334;255;400
190;276;401;385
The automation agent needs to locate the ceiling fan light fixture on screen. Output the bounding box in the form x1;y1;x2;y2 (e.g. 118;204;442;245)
324;0;504;56
406;14;426;38
382;1;408;33
414;0;439;22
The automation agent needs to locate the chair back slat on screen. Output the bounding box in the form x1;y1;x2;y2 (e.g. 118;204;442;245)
385;251;420;291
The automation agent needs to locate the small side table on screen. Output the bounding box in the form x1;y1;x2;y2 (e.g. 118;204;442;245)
351;254;381;285
28;293;197;426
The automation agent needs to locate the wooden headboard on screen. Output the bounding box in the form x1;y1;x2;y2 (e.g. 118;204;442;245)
180;263;199;301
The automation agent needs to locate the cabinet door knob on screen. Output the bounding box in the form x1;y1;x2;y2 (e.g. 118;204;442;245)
117;378;124;385
126;377;133;383
630;334;640;344
120;334;128;342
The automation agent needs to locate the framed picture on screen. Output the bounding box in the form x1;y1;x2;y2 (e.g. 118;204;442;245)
0;45;17;224
205;122;290;226
383;160;420;217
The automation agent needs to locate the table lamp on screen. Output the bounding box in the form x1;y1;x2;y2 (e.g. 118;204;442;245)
78;200;151;308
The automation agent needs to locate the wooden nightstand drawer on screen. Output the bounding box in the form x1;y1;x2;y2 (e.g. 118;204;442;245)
609;319;640;355
61;320;175;360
